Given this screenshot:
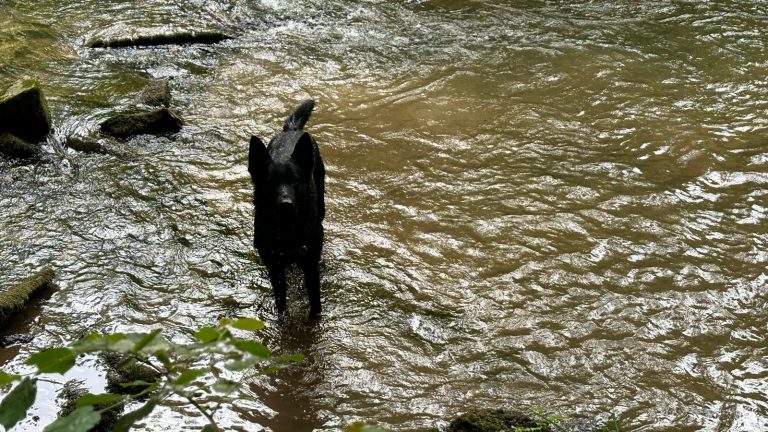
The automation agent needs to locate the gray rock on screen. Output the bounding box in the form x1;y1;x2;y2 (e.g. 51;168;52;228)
0;79;51;143
100;108;183;138
139;79;171;107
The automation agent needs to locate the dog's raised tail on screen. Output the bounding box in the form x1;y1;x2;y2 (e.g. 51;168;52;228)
283;99;315;131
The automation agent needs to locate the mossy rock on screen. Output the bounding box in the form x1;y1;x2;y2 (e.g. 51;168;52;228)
0;268;55;327
58;380;123;432
101;351;161;396
0;133;39;159
99;108;182;138
0;79;51;143
87;31;232;48
447;409;543;432
139;79;171;107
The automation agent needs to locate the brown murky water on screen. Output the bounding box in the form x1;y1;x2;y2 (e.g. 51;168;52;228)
1;1;767;431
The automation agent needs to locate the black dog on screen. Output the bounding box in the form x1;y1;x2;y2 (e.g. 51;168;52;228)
248;100;325;317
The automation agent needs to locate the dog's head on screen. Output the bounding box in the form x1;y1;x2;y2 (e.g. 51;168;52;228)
248;132;315;220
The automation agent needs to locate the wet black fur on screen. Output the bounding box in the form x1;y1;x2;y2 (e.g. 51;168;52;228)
248;100;325;317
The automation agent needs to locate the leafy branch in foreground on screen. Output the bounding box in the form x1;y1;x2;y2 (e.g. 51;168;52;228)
0;317;302;432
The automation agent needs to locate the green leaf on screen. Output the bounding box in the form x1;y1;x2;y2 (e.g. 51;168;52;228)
131;329;162;353
224;356;262;372
275;353;305;363
111;399;158;432
26;348;76;374
154;350;172;369
260;364;289;375
345;421;390;432
74;333;127;352
194;326;220;343
233;340;270;358
202;425;216;432
43;406;101;432
230;318;265;331
0;370;21;385
174;369;206;387
212;379;239;394
0;377;37;430
75;393;124;408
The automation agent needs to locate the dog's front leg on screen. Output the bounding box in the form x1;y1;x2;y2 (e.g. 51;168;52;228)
267;265;287;315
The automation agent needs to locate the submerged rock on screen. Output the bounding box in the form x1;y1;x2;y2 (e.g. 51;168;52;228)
0;333;34;347
447;408;610;432
58;380;123;432
101;351;161;396
447;409;541;432
99;108;182;138
139;79;171;107
0;133;39;159
66;137;107;154
0;268;55;327
87;31;232;48
0;79;52;143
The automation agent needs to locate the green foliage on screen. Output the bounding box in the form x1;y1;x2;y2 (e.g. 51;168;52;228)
27;348;76;373
345;421;390;432
0;377;36;430
0;318;301;431
0;370;20;385
603;413;622;432
42;406;101;432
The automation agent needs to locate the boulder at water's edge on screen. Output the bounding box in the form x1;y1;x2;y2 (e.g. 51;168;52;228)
0;133;39;159
0;79;52;143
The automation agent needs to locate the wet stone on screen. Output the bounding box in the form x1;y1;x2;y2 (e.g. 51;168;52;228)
446;409;609;432
447;409;541;432
0;79;51;143
0;333;34;347
101;351;161;396
100;108;183;138
66;137;107;154
58;380;123;432
139;79;171;107
0;133;39;159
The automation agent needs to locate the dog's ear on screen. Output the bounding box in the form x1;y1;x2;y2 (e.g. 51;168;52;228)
291;132;314;176
248;136;270;179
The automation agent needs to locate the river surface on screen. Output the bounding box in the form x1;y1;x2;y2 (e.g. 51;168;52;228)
1;1;767;431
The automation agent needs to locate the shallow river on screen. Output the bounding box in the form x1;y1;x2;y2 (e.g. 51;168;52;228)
1;1;767;431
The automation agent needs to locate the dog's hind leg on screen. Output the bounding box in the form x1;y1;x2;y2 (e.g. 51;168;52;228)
301;263;322;318
267;265;287;315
